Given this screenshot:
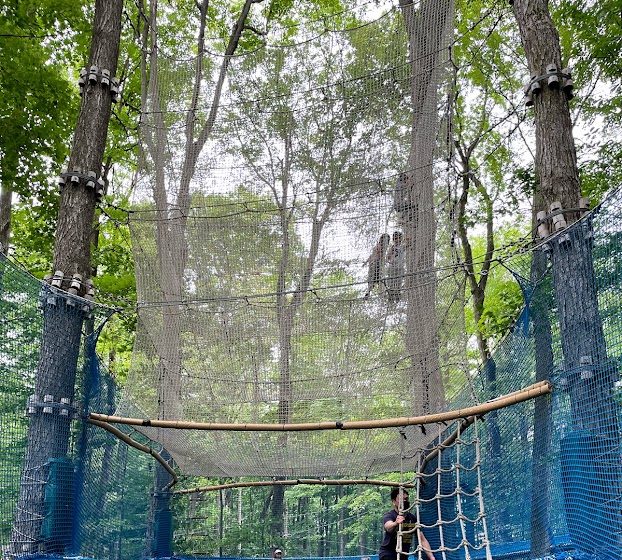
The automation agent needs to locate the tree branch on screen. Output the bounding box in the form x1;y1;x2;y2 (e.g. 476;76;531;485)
244;24;266;36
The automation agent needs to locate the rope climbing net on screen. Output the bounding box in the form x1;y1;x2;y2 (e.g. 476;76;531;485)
397;418;493;560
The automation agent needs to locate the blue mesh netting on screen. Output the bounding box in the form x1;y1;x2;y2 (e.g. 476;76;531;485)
0;258;153;560
1;189;622;560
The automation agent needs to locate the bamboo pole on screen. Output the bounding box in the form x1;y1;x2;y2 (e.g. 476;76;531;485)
88;418;178;488
173;478;417;495
89;380;551;432
419;379;553;472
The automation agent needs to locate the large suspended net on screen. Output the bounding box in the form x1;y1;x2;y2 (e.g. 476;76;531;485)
119;0;465;478
170;417;498;560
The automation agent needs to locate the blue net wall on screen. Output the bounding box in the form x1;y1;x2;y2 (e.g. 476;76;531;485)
72;359;154;560
1;191;622;559
0;257;153;560
0;256;39;554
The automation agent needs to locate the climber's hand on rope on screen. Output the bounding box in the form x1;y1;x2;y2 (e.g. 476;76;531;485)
395;514;405;525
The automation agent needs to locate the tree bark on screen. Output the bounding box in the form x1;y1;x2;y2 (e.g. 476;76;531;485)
53;2;122;279
11;0;122;554
512;0;621;555
511;1;579;212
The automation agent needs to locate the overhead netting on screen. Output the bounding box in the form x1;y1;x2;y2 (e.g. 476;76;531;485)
120;0;461;477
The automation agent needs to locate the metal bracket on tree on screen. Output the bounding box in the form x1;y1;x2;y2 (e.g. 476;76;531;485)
39;270;95;313
536;199;590;252
26;394;79;418
58;170;106;199
78;66;120;101
523;66;574;106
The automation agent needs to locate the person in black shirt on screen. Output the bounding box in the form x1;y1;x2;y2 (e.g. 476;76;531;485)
378;488;436;560
364;234;391;298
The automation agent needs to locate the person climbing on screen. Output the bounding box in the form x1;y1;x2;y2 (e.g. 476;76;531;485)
386;231;404;303
379;488;436;560
364;233;391;298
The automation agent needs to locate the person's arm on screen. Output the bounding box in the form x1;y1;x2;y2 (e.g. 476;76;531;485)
418;530;436;560
384;514;405;532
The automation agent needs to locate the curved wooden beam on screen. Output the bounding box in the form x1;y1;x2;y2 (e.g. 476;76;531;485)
89;381;551;432
174;477;417;495
88;418;178;489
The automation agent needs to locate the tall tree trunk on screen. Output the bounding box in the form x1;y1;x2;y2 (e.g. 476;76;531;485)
10;0;122;554
359;529;367;556
455;146;501;455
268;107;339;529
270;482;286;539
219;489;224;557
270;131;294;539
0;183;11;251
238;488;243;556
512;1;621;556
337;486;345;556
399;0;453;414
272;213;328;536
